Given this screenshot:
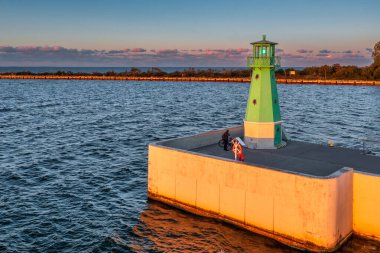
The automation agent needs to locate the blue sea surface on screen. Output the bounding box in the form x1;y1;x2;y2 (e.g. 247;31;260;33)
0;79;379;252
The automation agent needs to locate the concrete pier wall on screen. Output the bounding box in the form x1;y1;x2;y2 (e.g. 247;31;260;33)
148;141;353;251
353;172;380;240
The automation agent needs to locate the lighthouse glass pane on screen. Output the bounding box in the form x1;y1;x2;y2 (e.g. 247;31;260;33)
262;47;267;56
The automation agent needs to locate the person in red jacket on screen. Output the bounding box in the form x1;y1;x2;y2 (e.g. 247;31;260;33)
237;151;245;162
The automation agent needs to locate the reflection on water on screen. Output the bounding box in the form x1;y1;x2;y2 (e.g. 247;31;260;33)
126;201;379;253
130;201;297;253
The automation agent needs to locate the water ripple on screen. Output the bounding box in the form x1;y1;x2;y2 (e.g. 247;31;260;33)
0;79;379;252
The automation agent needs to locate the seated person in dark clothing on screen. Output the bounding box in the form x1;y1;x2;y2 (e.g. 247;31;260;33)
222;130;230;151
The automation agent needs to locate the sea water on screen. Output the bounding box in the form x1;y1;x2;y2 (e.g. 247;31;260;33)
0;79;379;252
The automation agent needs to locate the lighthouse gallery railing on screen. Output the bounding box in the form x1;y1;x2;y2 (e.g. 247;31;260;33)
247;56;281;69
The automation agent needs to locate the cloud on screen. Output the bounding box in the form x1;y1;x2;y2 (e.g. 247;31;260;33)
0;46;17;53
280;49;371;67
315;49;360;55
319;49;332;54
296;49;313;54
0;46;107;58
316;53;329;57
107;50;125;54
0;45;76;54
340;53;365;59
131;48;146;53
281;53;305;59
229;48;249;53
157;49;179;55
0;45;252;67
0;44;372;67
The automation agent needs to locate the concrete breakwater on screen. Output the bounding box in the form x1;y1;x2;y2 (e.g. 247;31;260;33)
0;74;379;86
148;126;380;252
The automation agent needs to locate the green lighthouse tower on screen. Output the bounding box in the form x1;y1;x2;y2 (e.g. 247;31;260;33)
244;35;283;149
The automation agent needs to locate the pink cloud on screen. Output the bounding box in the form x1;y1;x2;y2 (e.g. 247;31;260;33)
296;49;313;54
157;49;179;55
0;44;373;67
131;48;146;53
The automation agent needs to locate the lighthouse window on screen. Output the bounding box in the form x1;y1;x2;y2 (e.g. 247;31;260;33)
255;74;259;79
274;99;277;104
253;99;257;105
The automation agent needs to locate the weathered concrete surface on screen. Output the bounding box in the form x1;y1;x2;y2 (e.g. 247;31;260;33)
192;140;380;177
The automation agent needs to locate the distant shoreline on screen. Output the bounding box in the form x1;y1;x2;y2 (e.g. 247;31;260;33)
1;74;379;86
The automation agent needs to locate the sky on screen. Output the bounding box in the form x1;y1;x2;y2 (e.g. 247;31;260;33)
0;0;379;67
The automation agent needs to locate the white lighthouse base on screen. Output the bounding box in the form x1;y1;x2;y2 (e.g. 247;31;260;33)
244;136;276;149
244;120;283;149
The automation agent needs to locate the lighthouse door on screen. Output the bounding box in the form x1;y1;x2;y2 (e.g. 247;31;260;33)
274;124;282;146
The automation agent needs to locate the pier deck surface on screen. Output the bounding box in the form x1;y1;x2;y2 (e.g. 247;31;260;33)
191;140;380;177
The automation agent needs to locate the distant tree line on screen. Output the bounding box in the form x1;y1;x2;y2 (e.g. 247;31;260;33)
2;42;379;80
277;41;380;80
0;67;252;78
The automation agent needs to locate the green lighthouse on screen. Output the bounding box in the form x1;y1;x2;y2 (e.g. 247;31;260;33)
244;35;284;149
